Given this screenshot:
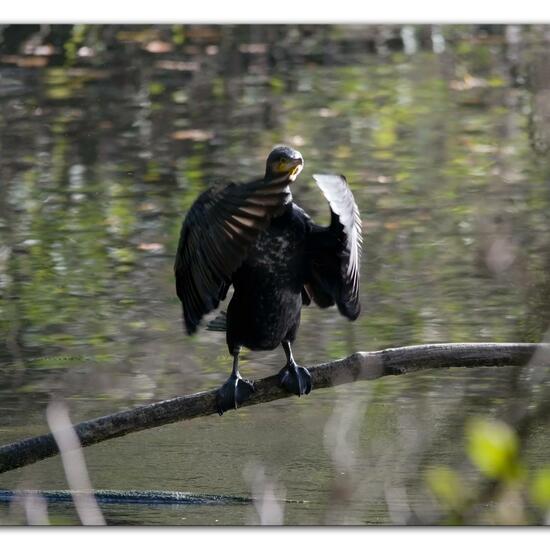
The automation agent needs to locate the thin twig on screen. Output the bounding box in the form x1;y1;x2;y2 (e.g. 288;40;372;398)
46;401;105;525
0;342;548;475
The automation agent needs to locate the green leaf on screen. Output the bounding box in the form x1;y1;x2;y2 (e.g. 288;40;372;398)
531;468;550;509
148;82;165;96
426;466;467;510
466;418;520;480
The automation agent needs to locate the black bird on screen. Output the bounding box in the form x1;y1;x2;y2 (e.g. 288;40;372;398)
174;146;362;415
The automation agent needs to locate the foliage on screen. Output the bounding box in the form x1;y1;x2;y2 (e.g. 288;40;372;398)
427;417;550;525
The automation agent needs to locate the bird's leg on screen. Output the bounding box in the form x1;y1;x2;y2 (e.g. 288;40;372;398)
278;341;312;396
215;347;255;416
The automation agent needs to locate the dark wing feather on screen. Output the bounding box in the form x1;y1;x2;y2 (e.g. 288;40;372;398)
304;174;363;320
175;178;291;334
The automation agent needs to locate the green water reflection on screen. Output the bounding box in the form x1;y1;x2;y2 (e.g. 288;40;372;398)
0;24;549;525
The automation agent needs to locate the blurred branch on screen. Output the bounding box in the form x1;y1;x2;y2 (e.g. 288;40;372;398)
0;342;548;475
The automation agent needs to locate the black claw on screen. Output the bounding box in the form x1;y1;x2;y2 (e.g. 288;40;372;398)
216;374;255;415
278;363;312;397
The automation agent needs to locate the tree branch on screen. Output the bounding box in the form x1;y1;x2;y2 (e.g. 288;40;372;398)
1;342;548;475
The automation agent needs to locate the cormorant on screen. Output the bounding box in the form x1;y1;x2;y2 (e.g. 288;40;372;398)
174;146;362;415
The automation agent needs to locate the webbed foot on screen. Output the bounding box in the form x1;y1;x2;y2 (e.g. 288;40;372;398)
278;363;312;396
216;374;255;416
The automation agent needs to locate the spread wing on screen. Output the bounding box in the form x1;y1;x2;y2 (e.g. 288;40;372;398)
304;174;363;320
175;178;291;334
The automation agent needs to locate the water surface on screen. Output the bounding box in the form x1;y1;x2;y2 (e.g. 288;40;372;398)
1;25;550;525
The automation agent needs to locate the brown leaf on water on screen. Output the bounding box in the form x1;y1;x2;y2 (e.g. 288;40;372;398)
137;243;165;252
449;74;488;91
117;29;159;43
18;57;49;68
138;202;159;213
384;221;401;230
1;55;49;68
77;47;95;58
239;43;267;54
171;129;214;141
155;60;199;72
32;44;56;56
144;40;173;54
319;107;337;118
186;27;221;41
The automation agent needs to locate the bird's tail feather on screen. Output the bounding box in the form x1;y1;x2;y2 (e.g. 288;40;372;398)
206;311;227;332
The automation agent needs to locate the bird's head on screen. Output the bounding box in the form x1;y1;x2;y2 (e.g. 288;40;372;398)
265;145;304;183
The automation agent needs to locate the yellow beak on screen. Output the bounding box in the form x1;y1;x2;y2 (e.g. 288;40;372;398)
278;157;303;173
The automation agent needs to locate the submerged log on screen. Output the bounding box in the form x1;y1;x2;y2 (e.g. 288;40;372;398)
0;342;548;475
0;488;254;505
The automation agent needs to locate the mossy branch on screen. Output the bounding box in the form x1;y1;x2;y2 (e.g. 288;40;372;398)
1;342;548;475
